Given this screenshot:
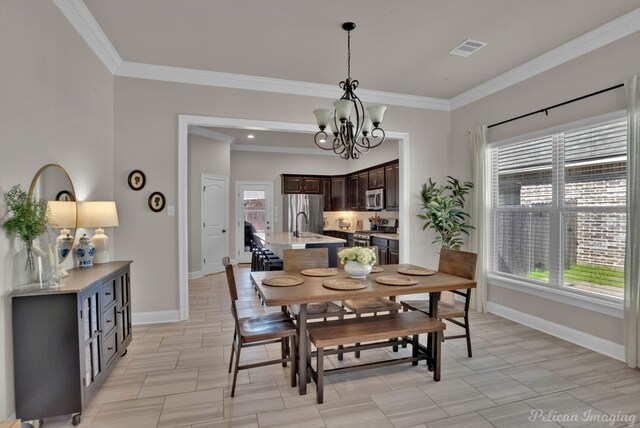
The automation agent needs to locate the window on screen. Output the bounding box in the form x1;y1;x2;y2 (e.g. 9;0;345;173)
489;116;627;299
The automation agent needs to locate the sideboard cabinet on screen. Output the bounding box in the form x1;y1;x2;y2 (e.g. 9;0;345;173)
11;261;132;426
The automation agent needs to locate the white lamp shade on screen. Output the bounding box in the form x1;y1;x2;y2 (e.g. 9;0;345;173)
333;99;353;121
47;201;77;228
366;105;387;125
361;116;373;135
313;109;331;127
78;201;119;228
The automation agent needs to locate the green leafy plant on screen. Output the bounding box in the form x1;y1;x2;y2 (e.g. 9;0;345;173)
418;176;474;250
2;185;50;269
338;247;377;265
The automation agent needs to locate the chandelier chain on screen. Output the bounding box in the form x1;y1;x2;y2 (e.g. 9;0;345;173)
347;30;351;80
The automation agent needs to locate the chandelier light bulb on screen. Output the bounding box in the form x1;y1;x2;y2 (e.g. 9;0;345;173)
313;109;331;128
366;105;387;127
333;100;353;122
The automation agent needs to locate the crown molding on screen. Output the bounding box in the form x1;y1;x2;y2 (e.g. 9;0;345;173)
189;126;236;144
450;7;640;110
115;62;451;111
52;0;122;73
230;144;335;157
56;1;639;112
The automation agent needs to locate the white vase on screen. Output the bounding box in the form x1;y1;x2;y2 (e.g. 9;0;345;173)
344;261;372;279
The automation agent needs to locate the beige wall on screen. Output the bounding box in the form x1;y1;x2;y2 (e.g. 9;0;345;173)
113;76;451;314
0;0;114;419
450;32;640;344
188;134;230;273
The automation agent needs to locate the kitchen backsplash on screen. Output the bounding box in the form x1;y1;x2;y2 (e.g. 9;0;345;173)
324;210;399;232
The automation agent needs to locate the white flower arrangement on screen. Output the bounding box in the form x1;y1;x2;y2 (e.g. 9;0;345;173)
338;247;377;266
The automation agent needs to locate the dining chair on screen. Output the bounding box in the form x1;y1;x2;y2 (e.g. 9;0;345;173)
223;257;297;397
400;248;478;357
282;248;347;360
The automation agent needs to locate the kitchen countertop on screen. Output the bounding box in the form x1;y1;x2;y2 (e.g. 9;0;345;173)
371;233;400;241
261;232;347;246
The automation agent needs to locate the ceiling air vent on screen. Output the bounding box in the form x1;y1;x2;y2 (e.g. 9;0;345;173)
449;39;487;57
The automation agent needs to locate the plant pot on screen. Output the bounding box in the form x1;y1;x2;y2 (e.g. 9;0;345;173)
344;261;372;279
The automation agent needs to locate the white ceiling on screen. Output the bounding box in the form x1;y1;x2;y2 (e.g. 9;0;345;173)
83;0;640;100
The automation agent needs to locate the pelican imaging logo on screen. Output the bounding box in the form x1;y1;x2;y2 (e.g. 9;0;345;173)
529;409;636;426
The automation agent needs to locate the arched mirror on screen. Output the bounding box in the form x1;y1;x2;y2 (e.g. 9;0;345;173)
28;164;78;264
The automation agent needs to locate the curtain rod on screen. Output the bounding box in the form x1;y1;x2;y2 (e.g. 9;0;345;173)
487;83;624;129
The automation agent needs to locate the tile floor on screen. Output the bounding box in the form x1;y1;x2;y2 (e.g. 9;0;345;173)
38;267;640;428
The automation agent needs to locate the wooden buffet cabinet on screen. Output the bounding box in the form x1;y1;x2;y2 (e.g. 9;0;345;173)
10;261;132;426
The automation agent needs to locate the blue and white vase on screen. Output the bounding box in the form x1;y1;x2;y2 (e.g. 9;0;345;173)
74;234;95;268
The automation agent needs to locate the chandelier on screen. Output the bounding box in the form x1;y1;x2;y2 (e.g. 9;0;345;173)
313;22;387;160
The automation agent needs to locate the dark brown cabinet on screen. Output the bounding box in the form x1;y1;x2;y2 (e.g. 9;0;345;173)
324;230;354;247
371;236;399;265
11;262;133;424
358;172;368;210
331;177;347;210
281;160;397;211
281;175;322;194
385;162;400;210
368;167;385;189
348;174;359;210
321;178;332;211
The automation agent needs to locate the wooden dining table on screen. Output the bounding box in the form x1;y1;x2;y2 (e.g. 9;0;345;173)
250;263;476;395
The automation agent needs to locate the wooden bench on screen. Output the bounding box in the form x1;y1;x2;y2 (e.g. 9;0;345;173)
306;311;446;403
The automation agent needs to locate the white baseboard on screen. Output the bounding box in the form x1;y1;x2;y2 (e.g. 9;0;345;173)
189;270;203;279
486;302;625;362
132;310;181;325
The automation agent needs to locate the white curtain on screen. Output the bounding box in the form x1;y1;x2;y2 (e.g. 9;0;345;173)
470;125;488;313
624;75;640;368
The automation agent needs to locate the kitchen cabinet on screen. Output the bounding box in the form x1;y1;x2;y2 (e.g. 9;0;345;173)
281;175;322;194
348;174;359;210
385;162;399;210
371;236;399;265
358;172;368;210
324;230;354;247
11;261;132;426
321;178;332;211
368;167;385;189
331;177;347;210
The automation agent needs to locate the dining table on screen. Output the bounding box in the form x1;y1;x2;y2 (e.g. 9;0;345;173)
250;263;477;395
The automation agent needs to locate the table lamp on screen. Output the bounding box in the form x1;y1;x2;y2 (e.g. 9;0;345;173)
79;201;119;264
47;200;77;261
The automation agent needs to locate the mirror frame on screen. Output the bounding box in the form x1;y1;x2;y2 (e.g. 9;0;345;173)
28;163;78;264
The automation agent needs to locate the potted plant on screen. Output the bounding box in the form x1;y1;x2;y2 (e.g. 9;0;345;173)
418;176;474;250
338;247;377;279
2;185;50;286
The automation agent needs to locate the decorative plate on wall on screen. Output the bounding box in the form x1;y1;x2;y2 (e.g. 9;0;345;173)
148;191;166;212
128;170;146;191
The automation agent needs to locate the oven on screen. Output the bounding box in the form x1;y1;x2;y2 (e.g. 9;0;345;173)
353;232;371;247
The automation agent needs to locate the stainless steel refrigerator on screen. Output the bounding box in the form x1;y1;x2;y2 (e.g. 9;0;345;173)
283;194;324;235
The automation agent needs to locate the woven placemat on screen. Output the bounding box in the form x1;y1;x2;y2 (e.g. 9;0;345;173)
397;267;436;276
370;266;384;273
375;275;419;286
300;268;338;277
323;279;367;290
262;275;304;287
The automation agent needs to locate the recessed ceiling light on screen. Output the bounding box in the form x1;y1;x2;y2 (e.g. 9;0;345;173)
247;134;255;139
449;39;487;57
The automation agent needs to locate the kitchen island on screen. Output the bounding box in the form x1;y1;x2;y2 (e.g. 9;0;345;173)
256;232;346;267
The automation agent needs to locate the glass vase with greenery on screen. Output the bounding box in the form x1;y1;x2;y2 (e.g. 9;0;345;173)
418;176;474;250
2;185;50;275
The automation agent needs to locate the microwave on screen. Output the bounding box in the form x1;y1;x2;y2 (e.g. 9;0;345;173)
365;189;384;210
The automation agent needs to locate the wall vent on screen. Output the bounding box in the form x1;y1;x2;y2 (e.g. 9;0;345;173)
449;39;487;57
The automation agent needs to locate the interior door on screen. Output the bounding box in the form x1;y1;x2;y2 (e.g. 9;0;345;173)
236;182;273;263
201;175;228;275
